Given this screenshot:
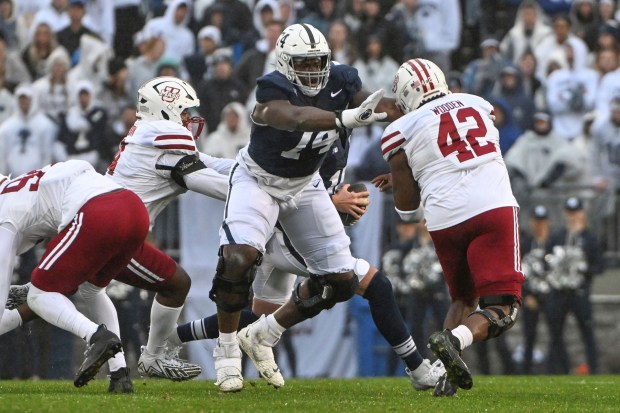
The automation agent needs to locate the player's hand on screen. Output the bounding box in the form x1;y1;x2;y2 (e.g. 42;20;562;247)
371;173;392;192
336;89;387;128
332;183;370;220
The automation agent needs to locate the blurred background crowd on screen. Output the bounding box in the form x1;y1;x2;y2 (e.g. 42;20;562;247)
0;0;619;380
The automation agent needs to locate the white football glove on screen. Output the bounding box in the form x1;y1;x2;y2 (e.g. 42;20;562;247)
335;89;387;129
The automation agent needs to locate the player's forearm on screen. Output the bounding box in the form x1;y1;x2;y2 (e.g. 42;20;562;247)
0;225;18;307
184;169;229;201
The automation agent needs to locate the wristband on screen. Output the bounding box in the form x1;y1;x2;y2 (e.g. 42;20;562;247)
395;206;424;223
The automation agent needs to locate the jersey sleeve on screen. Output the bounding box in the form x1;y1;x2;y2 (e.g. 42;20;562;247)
255;73;294;103
198;152;235;175
330;63;363;98
380;123;407;161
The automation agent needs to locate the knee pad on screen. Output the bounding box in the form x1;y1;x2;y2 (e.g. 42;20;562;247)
293;273;359;318
209;252;262;313
469;294;520;340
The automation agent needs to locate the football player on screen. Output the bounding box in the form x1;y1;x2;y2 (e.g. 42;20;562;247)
0;160;150;388
204;23;448;393
380;58;524;392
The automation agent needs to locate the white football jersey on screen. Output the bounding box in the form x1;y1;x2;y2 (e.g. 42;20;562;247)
382;93;518;231
107;119;231;228
0;160;122;254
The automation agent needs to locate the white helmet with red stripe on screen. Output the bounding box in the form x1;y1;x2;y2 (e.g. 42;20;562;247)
391;58;449;113
137;76;205;138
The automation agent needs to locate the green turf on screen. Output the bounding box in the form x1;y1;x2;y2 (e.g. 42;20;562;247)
0;376;617;413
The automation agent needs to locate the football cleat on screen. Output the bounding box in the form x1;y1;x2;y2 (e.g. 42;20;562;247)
406;358;447;391
237;316;284;388
74;324;123;387
433;372;458;397
5;283;30;310
428;330;473;390
213;339;243;392
108;367;134;394
137;345;202;381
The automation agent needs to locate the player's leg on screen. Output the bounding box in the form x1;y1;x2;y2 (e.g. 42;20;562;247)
238;184;357;386
429;206;523;390
29;189;149;387
114;242;201;381
210;165;278;392
356;265;449;392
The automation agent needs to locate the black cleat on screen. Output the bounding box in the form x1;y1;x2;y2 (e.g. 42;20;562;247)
428;330;473;390
433;372;458;397
108;367;134;394
6;284;29;310
74;324;123;388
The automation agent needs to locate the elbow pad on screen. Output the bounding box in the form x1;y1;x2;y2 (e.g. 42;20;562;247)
395;207;424;223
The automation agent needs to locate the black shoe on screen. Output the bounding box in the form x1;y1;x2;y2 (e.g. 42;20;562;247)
108;367;134;394
74;324;123;388
428;330;473;390
433;372;458;397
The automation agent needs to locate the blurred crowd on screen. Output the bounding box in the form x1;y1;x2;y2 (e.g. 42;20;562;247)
0;0;618;378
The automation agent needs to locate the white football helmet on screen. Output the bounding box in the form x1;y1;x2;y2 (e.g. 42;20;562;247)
391;59;450;113
137;76;205;138
275;23;331;96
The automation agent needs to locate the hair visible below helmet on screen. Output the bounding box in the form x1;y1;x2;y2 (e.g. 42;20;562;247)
391;59;450;113
275;23;331;96
137;76;200;124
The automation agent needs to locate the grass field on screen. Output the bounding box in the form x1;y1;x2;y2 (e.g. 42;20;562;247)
0;376;618;413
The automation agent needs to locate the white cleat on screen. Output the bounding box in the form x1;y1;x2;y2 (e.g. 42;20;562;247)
406;359;447;390
237;316;284;388
213;339;243;392
137;345;202;381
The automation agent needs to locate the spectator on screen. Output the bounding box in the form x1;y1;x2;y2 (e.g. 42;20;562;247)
58;79;108;171
387;0;423;60
353;34;399;97
246;0;281;51
21;22;65;81
327;20;357;65
200;102;250;159
200;0;253;52
235;19;284;94
0;83;64;176
463;37;511;99
0;0;18;51
99;58;132;136
546;43;598;141
535;14;589;82
505;111;583;210
141;0;195;64
299;0;339;37
569;0;600;51
81;0;115;46
412;0;461;72
184;25;222;85
66;34;113;96
31;46;71;125
490;98;523;155
500;0;553;65
196;48;248;133
0;70;13;124
593;47;618;79
490;65;536;132
516;51;545;107
55;0;98;67
356;0;403;64
545;196;604;375
31;0;69;35
0;31;31;92
125;33;166;102
590;97;620;196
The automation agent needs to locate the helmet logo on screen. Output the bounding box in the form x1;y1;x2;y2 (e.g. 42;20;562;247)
392;74;399;94
160;86;180;103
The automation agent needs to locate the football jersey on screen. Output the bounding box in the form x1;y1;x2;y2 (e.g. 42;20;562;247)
107;119;231;227
381;93;518;231
238;63;362;200
0;160;122;254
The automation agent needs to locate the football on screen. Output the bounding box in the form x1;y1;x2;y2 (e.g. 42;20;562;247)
338;182;368;226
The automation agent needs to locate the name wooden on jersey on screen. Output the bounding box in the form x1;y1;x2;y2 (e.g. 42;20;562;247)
430;100;465;115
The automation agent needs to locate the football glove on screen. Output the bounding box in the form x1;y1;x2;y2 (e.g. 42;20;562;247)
335;89;387;129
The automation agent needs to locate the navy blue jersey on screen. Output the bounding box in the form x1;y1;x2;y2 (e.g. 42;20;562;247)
319;136;349;192
248;63;362;178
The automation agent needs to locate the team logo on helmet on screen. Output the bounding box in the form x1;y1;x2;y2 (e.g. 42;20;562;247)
392;74;399;94
161;86;180;103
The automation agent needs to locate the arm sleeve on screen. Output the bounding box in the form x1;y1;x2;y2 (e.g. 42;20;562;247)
0;224;19;307
198;152;235;175
183;167;229;201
